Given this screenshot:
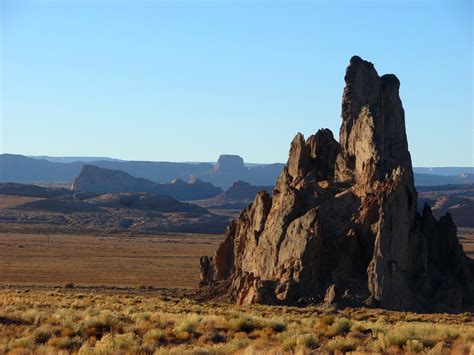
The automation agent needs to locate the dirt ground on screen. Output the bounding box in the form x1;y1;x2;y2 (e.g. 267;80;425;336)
0;232;223;289
0;228;472;290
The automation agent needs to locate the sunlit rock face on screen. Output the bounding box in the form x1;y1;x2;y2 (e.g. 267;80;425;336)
199;56;473;312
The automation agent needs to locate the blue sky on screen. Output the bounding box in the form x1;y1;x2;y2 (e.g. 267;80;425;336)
1;0;472;165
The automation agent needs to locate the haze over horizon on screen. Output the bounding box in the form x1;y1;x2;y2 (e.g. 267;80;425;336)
1;0;472;166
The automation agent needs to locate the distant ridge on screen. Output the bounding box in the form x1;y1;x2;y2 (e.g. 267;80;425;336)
29;156;124;163
1;153;472;188
413;167;474;176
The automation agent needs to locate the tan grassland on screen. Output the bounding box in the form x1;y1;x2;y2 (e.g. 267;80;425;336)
1;231;473;354
0;288;473;354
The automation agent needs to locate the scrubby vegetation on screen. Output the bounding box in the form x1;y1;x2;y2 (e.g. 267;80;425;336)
0;288;472;354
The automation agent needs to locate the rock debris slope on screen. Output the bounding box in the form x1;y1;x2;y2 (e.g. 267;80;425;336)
199;56;473;312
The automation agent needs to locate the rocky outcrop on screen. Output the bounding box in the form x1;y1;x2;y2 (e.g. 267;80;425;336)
218;180;273;201
200;56;473;312
72;165;222;200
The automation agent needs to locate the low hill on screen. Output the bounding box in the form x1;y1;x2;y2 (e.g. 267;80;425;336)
1;182;229;234
87;193;208;213
0;182;72;198
17;199;104;214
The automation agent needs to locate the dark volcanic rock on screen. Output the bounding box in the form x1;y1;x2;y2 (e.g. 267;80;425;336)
199;56;473;312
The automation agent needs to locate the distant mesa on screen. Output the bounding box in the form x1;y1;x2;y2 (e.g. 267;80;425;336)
214;155;246;173
72;165;222;201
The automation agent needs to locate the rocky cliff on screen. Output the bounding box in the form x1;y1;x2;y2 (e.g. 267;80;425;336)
199;56;473;312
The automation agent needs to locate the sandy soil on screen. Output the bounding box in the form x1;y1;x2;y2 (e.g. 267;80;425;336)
0;232;223;289
1;228;472;291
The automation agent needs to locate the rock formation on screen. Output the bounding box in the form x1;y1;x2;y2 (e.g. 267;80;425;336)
214;155;246;173
199;56;473;312
72;165;222;200
218;180;273;201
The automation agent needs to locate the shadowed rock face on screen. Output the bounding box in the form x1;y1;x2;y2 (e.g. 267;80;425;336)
199;56;473;312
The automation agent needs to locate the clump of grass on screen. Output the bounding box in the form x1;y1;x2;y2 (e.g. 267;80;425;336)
10;336;34;350
266;319;287;332
326;336;357;352
331;317;351;335
319;314;335;326
33;325;60;344
229;316;258;333
143;329;165;347
47;335;82;350
227;338;250;352
297;334;319;349
94;333;139;353
278;331;319;350
383;323;439;348
405;339;424;353
173;315;200;335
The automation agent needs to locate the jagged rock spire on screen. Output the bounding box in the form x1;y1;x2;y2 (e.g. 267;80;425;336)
336;56;412;185
199;56;473;312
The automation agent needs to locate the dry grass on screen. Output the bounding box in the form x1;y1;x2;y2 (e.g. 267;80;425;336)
0;233;222;288
1;231;473;353
0;288;473;354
